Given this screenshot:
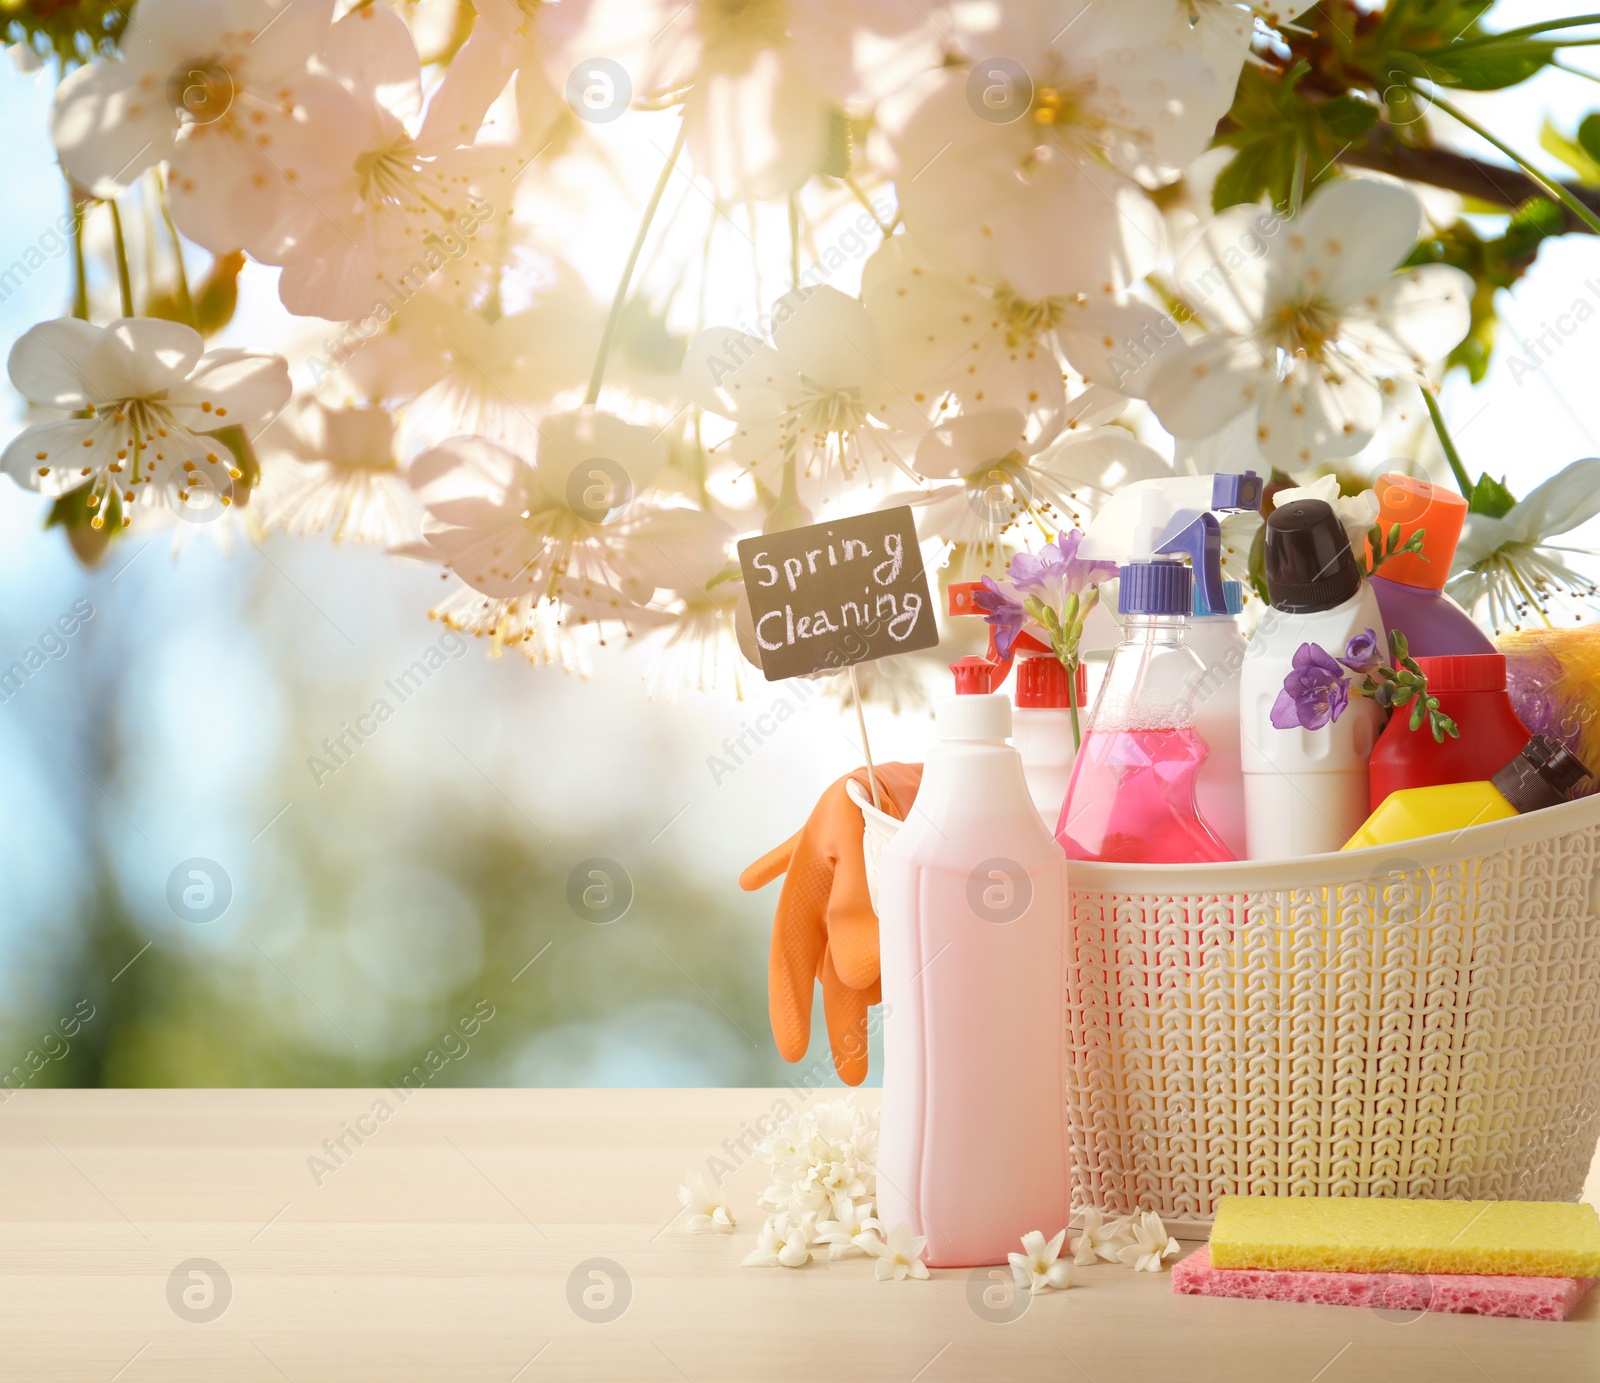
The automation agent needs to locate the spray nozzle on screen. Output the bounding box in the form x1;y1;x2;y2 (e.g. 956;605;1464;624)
1156;514;1224;616
1081;471;1259;618
947;580;1050;690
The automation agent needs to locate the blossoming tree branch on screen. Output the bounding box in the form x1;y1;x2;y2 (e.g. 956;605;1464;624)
4;0;1599;696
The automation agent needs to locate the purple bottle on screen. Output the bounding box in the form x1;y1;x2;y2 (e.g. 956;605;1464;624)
1366;473;1494;657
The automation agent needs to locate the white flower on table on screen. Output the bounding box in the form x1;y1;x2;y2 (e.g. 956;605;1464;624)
1116;1211;1181;1273
1;317;290;528
677;1172;736;1235
1148;178;1473;469
742;1211;816;1268
1070;1208;1133;1266
861;1221;929;1281
1008;1228;1073;1293
815;1196;882;1260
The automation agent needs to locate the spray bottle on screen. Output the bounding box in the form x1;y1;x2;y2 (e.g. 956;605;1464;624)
1055;473;1263;864
949;583;1087;826
876;665;1070;1267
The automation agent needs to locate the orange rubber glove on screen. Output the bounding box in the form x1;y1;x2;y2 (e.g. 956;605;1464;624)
739;762;922;1087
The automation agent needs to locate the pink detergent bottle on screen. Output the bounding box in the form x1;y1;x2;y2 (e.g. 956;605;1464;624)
1056;534;1235;864
876;682;1069;1267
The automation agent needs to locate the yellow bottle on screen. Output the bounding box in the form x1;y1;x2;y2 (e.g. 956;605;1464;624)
1344;734;1588;851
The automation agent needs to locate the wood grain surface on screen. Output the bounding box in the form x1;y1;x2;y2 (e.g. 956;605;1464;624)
2;1088;1598;1382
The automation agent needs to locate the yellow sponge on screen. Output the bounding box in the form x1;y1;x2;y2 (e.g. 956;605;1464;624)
1210;1197;1600;1277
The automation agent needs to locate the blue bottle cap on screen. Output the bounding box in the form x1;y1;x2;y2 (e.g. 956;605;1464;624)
1192;579;1243;617
1117;560;1192;615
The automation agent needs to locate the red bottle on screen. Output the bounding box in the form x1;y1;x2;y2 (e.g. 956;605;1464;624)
1368;653;1531;810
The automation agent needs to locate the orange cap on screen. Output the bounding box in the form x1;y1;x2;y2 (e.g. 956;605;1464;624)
1369;473;1467;591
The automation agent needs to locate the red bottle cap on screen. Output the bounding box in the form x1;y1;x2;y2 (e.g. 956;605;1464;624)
949;656;996;694
1014;655;1088;708
1370;473;1468;592
1412;652;1506;693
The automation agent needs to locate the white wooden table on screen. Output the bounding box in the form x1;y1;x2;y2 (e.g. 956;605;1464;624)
3;1089;1598;1382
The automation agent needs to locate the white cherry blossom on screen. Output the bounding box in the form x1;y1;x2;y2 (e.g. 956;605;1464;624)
2;317;290;527
641;0;930;200
861;236;1183;434
683;286;926;501
51;0;338;254
1449;457;1600;632
254;5;510;321
899;403;1173;578
882;0;1238;298
1147;178;1473;468
257;399;419;545
405;412;718;656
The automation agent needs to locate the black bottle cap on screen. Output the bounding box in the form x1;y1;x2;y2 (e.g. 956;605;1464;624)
1490;734;1591;814
1263;499;1363;613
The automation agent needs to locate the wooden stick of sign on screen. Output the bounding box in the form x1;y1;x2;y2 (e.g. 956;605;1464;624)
849;664;882;811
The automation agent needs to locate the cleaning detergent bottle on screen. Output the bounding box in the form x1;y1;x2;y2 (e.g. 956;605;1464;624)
876;676;1069;1268
1367;472;1495;657
1242;498;1385;859
1012;653;1087;826
1056;472;1263;864
1368;653;1530;810
1184;578;1248;859
1345;734;1589;850
948;582;1086;827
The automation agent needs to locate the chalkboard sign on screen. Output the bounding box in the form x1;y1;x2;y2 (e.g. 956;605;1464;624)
736;507;940;682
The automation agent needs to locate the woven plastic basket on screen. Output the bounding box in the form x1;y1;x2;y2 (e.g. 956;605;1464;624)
859;789;1600;1236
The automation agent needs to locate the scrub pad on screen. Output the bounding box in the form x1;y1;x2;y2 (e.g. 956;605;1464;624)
1209;1197;1600;1277
1173;1245;1592;1322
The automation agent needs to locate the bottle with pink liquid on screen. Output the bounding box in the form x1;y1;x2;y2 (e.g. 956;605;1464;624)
876;689;1069;1267
1056;551;1235;864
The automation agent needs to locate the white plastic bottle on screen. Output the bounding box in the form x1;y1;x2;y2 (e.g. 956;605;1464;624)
1182;580;1248;860
1241;498;1384;859
876;691;1070;1268
1010;654;1083;828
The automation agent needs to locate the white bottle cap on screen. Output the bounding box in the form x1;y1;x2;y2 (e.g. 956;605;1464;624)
936;693;1012;741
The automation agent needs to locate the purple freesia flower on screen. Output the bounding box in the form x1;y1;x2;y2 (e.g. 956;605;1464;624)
1007;530;1118;611
972;576;1028;659
1338;627;1383;675
1271;642;1351;730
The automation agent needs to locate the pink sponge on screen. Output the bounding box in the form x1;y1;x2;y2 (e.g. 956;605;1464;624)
1173;1245;1593;1322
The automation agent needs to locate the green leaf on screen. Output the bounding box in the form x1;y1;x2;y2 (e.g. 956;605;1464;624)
1428;38;1558;91
1580;112;1600;169
1468;471;1518;518
193;250;247;337
1542;116;1600;187
44;483;122;567
1321;92;1380;139
1503;196;1564;260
